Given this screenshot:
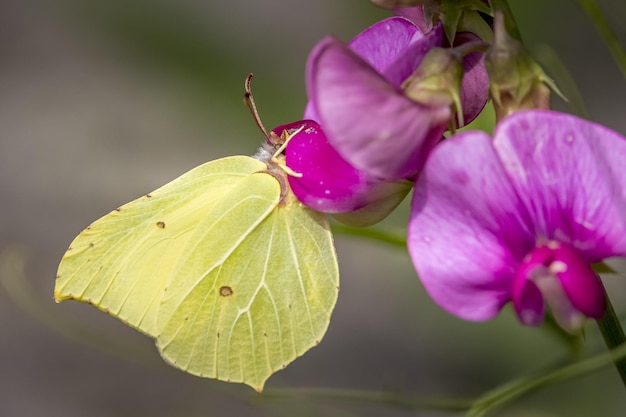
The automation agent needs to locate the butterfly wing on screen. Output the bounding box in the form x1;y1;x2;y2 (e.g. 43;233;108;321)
55;155;339;391
156;188;339;392
55;156;274;337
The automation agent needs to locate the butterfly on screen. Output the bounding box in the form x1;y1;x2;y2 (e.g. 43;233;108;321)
54;74;339;392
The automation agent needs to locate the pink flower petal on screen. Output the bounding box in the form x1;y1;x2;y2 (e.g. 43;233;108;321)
392;6;431;33
551;243;605;319
304;17;442;122
408;131;535;321
494;110;626;261
307;37;450;180
349;17;442;88
456;32;489;125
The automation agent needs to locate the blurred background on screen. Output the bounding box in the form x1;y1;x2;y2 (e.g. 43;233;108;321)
1;0;625;416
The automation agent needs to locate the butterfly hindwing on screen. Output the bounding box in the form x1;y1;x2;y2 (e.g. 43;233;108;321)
156;195;338;391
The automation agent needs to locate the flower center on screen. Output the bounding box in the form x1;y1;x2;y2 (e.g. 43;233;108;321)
512;241;605;333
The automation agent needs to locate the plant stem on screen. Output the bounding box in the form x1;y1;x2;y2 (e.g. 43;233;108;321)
596;287;626;387
258;387;473;411
331;223;407;248
261;341;626;417
489;0;522;42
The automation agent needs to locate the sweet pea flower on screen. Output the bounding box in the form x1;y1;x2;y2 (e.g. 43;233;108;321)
275;16;443;223
285;15;487;223
408;110;626;332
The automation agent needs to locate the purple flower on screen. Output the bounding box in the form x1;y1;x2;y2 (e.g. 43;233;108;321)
305;17;449;180
408;110;626;332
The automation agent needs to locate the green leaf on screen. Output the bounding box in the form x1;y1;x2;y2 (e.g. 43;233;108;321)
55;155;339;392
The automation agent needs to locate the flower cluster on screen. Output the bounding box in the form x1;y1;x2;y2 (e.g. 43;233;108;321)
270;5;626;332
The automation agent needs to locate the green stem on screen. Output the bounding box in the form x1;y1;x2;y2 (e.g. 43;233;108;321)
330;223;407;248
258;387;473;411
488;0;522;42
596;288;626;386
261;341;626;417
577;0;626;77
468;342;626;416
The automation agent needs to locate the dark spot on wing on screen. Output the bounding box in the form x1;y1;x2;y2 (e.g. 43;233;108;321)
156;221;166;229
219;286;233;297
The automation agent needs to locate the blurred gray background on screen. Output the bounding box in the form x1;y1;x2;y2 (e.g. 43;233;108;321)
1;0;625;416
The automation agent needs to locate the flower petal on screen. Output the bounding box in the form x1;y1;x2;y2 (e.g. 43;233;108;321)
279;120;367;212
280;120;408;218
512;266;545;326
456;32;489;125
494;110;626;261
408;131;535;321
307;37;450;180
393;6;431;33
349;17;442;88
551;243;605;319
303;18;442;122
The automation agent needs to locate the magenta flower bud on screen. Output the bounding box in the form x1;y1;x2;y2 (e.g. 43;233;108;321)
274;120;411;226
408;110;626;331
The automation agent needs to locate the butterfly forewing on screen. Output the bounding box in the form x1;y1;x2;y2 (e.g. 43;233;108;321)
55;156;270;336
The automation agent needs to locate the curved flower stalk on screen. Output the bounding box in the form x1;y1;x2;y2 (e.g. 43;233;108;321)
408;110;626;333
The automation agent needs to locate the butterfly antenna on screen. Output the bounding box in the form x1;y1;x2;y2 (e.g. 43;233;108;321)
244;73;270;139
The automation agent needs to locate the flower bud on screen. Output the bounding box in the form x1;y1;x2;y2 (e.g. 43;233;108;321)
276;120;412;226
485;12;558;121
